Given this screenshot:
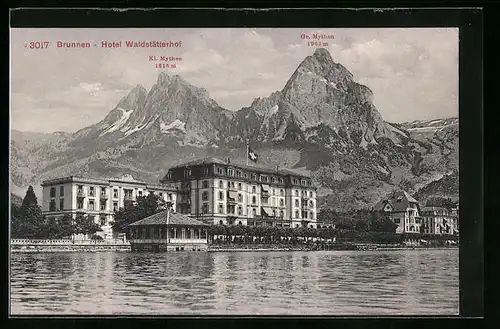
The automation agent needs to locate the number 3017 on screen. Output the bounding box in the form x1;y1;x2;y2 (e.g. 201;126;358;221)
29;41;49;49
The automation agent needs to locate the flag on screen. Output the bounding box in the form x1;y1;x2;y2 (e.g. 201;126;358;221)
248;147;258;163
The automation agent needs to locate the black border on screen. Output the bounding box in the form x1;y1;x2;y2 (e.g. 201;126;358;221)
7;6;483;323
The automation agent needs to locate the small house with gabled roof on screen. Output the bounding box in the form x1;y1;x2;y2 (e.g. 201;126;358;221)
373;190;421;234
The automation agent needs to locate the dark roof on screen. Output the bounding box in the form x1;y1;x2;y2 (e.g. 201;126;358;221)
168;157;311;178
373;190;419;212
127;210;208;227
420;206;451;215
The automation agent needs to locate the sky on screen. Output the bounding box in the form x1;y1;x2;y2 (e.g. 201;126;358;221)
10;28;458;133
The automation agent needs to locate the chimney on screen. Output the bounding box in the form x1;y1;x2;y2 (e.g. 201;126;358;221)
227;157;231;164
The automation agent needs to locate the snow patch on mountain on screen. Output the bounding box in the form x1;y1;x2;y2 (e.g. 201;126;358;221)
257;105;279;128
387;123;408;137
160;119;186;134
100;108;133;136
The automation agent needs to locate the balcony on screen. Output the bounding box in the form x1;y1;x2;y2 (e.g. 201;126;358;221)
228;185;238;192
123;194;134;201
100;194;108;200
261;191;269;198
76;191;86;198
227;198;237;205
301;196;310;202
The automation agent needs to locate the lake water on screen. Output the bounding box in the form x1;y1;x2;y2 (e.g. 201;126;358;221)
10;249;459;315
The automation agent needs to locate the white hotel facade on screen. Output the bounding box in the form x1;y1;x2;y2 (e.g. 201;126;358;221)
41;175;177;240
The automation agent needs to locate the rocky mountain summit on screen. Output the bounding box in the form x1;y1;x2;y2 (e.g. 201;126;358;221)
10;48;458;210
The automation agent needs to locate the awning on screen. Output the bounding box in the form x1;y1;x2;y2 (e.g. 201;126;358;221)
261;207;273;216
228;191;238;199
261;184;269;192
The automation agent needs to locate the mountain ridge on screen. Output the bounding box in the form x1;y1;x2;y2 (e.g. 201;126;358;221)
10;48;458;210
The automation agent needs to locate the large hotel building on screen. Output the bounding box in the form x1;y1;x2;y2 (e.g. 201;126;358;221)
41;175;177;240
41;157;318;239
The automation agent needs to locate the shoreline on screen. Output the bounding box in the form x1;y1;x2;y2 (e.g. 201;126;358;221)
10;244;458;253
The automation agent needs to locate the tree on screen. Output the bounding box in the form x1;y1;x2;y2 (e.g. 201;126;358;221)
12;186;45;238
74;213;103;237
369;211;397;233
58;214;77;238
111;194;166;233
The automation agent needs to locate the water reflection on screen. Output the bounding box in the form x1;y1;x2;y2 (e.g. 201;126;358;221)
10;249;459;315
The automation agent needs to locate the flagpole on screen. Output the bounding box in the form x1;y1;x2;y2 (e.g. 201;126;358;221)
246;138;249;166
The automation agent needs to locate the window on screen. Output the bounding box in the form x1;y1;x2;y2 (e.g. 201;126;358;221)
218;204;224;214
59;199;64;210
296;224;299;228
89;187;95;197
227;168;234;176
204;167;209;176
159;192;163;198
266;176;270;182
237;206;242;215
49;200;56;211
310;191;313;197
272;177;276;183
280;199;284;207
238;182;242;190
252;208;257;217
236;170;242;177
295;210;299;218
295;190;299;196
77;185;83;193
89;200;95;210
219;191;224;201
113;189;118;198
100;215;106;226
252;196;257;204
219;180;224;188
77;200;84;209
50;187;56;198
202;191;209;201
279;178;284;184
100;202;106;211
167;172;172;180
301;180;306;186
138;190;142;197
259;175;265;182
295;199;299;207
113;202;118;211
280;210;284;218
202;180;209;188
60;186;64;196
219;220;224;225
218;168;225;175
252;186;256;193
280;189;284;196
238;194;243;202
309;211;314;219
252;174;257;180
202;203;208;214
310;200;314;207
230;181;235;189
100;188;106;196
304;212;308;219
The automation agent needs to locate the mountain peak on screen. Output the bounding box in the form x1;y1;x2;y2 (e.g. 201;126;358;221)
117;84;147;111
312;48;334;62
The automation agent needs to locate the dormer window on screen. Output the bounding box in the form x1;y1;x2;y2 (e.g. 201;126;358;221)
184;169;191;178
167;172;172;180
227;168;235;176
203;167;209;176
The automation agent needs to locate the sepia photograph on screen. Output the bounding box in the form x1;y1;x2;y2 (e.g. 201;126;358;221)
10;24;462;315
